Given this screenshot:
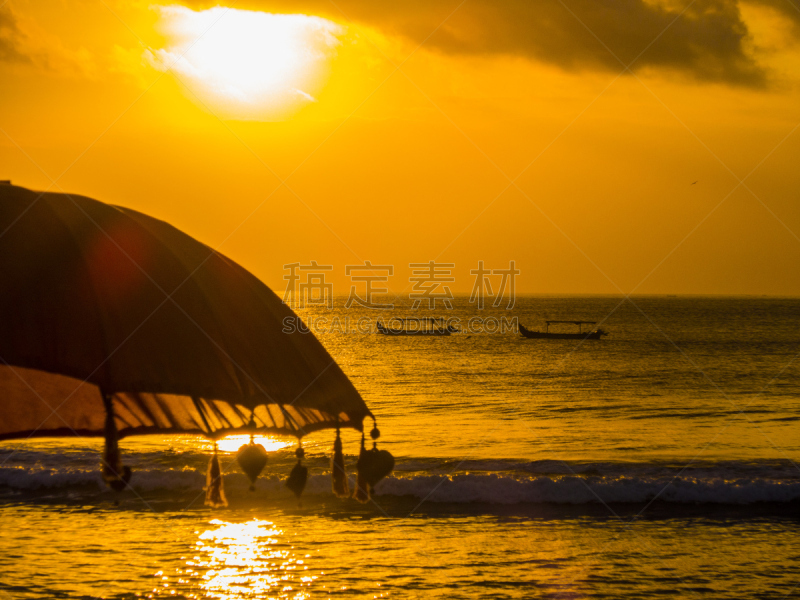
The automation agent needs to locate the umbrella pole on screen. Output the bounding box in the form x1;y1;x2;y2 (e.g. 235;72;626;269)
101;391;131;498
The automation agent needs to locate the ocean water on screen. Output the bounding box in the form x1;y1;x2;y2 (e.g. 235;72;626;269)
2;296;800;599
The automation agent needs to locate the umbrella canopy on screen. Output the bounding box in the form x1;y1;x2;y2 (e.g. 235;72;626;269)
0;184;372;442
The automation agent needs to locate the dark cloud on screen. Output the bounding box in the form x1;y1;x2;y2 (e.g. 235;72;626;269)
355;0;766;85
217;0;800;86
0;5;31;64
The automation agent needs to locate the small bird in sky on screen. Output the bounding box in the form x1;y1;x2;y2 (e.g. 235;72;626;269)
691;180;698;185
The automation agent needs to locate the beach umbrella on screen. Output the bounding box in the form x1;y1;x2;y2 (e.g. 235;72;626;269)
0;184;390;503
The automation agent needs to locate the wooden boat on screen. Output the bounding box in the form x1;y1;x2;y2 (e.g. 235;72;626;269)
377;318;457;336
519;321;608;340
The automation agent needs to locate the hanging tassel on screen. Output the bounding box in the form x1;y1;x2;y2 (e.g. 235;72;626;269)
353;433;370;503
285;445;308;499
331;427;349;498
101;392;132;495
237;435;268;491
205;442;227;508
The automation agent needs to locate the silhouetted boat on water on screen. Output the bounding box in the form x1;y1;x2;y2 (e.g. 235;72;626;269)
377;318;458;336
519;321;608;340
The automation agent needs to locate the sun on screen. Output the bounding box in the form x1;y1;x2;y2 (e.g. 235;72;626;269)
146;6;345;121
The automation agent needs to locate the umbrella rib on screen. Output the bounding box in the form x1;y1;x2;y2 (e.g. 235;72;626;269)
278;404;302;436
259;405;279;430
208;399;244;432
109;397;140;430
281;359;345;436
124;393;161;431
226;402;250;430
191;396;214;437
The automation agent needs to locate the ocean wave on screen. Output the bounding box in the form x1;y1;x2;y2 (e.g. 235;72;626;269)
374;473;800;505
2;462;799;505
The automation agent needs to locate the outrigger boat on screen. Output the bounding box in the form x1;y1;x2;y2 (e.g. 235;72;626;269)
377;317;458;336
519;321;608;340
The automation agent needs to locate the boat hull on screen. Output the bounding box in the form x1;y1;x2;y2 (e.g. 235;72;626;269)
518;324;607;340
519;330;605;340
377;327;451;336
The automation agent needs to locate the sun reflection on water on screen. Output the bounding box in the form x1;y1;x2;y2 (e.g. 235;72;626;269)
164;519;317;599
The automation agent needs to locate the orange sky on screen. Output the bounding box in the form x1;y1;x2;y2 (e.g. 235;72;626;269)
2;0;800;296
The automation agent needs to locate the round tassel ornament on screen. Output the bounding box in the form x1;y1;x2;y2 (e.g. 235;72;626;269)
353;424;394;503
285;446;308;499
237;436;268;491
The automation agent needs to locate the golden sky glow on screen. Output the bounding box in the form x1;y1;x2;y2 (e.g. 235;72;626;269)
2;0;800;295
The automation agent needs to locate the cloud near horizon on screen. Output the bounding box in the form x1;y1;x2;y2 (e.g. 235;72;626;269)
208;0;800;87
0;4;98;77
